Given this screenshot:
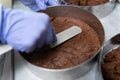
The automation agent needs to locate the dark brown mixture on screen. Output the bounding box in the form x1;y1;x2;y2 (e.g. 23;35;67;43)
65;0;109;6
21;17;101;69
101;47;120;80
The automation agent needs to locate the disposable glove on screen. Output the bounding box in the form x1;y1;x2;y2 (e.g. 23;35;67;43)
20;0;59;11
0;4;56;53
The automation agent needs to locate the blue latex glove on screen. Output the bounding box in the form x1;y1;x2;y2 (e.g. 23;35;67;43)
0;4;56;53
20;0;59;11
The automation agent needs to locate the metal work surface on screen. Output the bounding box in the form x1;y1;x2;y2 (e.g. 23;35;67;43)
2;1;120;80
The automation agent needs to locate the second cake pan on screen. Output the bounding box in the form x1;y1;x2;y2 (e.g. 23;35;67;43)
96;33;120;80
58;0;117;18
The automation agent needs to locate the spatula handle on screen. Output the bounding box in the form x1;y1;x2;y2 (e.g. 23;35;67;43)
0;44;13;56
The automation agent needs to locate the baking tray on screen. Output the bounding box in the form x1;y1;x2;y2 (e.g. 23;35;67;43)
2;1;120;80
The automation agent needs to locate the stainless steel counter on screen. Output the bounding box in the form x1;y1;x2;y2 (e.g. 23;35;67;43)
2;1;120;80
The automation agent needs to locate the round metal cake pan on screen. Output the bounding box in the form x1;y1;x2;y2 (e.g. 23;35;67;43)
58;0;117;18
17;6;105;80
96;33;120;80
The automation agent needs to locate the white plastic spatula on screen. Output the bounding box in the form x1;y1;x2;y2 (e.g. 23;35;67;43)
0;44;13;56
51;26;82;48
0;26;82;55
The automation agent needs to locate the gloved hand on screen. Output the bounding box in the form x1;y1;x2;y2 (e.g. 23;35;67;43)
0;4;56;53
20;0;59;11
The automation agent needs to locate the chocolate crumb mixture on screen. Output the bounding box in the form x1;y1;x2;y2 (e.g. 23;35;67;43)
65;0;109;6
21;17;101;69
102;47;120;80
